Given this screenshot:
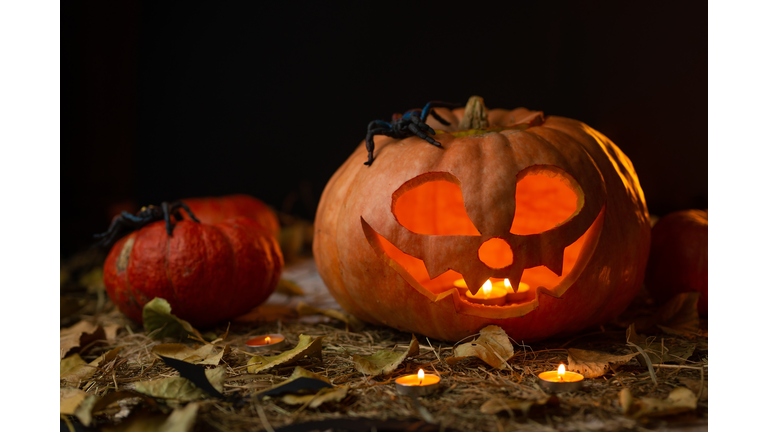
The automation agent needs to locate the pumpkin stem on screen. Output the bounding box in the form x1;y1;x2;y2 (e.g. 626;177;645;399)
458;95;490;130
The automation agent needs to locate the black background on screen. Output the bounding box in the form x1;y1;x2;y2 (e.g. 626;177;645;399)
63;2;707;257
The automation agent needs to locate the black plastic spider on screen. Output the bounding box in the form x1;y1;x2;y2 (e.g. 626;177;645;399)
364;101;462;166
93;201;200;248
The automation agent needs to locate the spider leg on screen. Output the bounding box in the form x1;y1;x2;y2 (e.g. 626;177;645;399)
407;122;442;148
93;212;143;247
420;101;462;125
364;127;392;166
177;201;201;223
161;202;173;236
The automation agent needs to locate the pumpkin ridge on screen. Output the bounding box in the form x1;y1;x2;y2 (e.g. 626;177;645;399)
115;234;143;321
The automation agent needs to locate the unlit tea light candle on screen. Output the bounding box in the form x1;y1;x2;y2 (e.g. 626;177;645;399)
538;364;584;392
395;369;441;397
245;334;286;352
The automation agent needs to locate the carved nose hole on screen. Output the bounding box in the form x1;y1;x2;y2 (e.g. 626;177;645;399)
478;238;514;268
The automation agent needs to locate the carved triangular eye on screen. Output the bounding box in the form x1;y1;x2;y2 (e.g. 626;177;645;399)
393;172;481;236
510;166;584;235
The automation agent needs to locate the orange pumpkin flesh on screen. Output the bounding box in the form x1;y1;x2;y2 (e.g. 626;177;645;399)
103;217;283;328
313;102;651;342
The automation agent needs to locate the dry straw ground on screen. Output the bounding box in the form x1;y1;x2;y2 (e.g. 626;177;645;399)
60;250;708;432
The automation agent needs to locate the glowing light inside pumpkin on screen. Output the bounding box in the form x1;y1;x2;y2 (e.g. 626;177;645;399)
482;280;492;295
418;368;425;385
558;364;565;381
504;278;511;289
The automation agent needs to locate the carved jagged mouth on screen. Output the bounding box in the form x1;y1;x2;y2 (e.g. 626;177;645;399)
361;207;605;318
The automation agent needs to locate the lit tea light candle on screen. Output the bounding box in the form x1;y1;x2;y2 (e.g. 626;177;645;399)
395;368;441;397
245;334;286;352
465;280;507;306
504;279;531;302
537;364;584;392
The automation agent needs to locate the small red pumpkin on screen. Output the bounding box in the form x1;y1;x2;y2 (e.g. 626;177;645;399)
182;194;280;238
103;217;283;327
645;209;708;315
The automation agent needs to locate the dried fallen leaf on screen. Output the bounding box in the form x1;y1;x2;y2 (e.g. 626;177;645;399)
297;301;365;331
74;393;100;426
159;356;226;399
352;334;420;377
636;292;700;336
104;324;122;340
632;387;698;418
619;388;633;415
257;366;333;400
678;377;708;400
627;324;695;366
132;367;225;401
276;278;305;296
446;326;515;369
60;320;105;358
101;404;198;432
247;334;324;374
61;346;124;385
566;349;638;378
282;386;349;408
481;396;557;415
152;343;228;365
143;298;203;341
61;353;87;376
60;387;88;415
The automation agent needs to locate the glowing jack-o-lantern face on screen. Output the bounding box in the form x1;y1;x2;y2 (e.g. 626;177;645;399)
314;104;650;342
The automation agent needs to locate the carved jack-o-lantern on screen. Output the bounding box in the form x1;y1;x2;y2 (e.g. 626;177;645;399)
313;98;651;342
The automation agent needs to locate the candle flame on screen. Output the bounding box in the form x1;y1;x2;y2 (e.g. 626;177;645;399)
558;364;565;381
418;368;425;385
482;280;492;296
265;336;271;344
504;278;511;289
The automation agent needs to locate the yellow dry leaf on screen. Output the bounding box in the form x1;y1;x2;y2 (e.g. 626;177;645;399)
619;388;633;415
566;349;638;378
276;278;305;296
632;387;698;418
446;326;514;369
61;353;87;377
282;386;349;408
75;394;100;426
60;320;105;358
247;335;324;374
296;301;365;331
143;298;202;341
480;396;556;415
60;387;88;415
132;367;225;401
352;334;419;376
61;346;124;385
151;343;227;365
256;366;333;399
104;324;121;340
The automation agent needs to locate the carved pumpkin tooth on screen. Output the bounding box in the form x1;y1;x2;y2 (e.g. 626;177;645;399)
544;249;565;277
464;272;492;296
503;266;525;293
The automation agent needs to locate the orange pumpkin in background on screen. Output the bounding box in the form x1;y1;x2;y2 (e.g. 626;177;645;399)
645;209;708;315
313;97;651;342
182;194;280;238
103;217;283;327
